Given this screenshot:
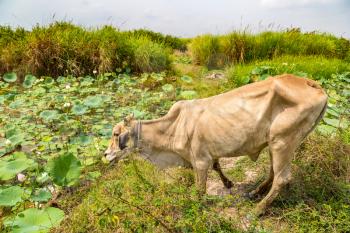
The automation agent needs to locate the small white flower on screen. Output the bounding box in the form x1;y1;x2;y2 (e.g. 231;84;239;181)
93;70;97;74
47;185;55;194
65;84;71;89
63;102;71;107
17;173;26;182
5;139;11;145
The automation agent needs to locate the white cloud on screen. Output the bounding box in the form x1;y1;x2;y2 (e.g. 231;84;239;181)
261;0;337;8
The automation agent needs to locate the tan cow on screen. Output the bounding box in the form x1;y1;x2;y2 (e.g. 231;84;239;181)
105;74;328;215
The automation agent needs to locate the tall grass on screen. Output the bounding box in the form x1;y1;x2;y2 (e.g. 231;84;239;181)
225;55;350;87
0;22;172;78
129;29;187;51
190;29;350;68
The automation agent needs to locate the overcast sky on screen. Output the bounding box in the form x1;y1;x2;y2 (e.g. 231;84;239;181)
0;0;349;38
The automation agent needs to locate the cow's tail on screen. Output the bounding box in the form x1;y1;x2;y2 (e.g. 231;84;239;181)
302;95;328;141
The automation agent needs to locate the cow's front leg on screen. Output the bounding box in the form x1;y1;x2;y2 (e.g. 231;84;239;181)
192;158;211;194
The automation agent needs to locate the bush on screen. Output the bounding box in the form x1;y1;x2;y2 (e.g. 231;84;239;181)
0;22;172;78
225;55;350;86
131;37;171;73
189;34;221;68
130;29;187;51
190;30;350;68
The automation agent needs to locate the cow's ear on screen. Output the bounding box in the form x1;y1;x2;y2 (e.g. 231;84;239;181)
124;113;134;126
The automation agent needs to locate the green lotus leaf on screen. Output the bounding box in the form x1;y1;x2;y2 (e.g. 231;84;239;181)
162;84;174;93
3;72;17;83
317;124;337;136
44;76;54;85
0;95;6;104
83;95;103;108
23;75;37;88
39;110;59;121
0;186;24;206
179;90;198;100
56;76;66;83
4;207;64;233
8;134;25;146
323;118;341;128
31;188;52;202
33;87;47;96
0;152;36;181
98;124;113;137
48;153;82;187
251;67;262;75
9;99;25;109
87;171;102;180
0;81;9;88
259;74;270;81
36;172;50;184
71;135;93;146
181;75;193;83
71;104;88;115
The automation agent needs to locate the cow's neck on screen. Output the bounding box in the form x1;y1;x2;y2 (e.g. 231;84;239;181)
131;118;172;151
130;119;190;168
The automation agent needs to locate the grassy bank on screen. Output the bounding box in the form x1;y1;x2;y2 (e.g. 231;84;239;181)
189;30;350;68
0;22;177;78
225;55;350;87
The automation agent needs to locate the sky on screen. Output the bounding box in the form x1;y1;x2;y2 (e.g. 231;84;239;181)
0;0;349;38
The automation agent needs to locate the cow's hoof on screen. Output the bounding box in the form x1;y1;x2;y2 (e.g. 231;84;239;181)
252;204;266;217
224;180;233;189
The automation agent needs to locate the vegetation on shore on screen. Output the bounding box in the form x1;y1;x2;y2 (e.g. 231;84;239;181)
189;29;350;68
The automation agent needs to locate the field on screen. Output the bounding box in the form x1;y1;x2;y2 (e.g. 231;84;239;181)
0;23;349;233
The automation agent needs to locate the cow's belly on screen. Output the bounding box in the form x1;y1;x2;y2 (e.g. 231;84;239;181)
199;111;269;159
141;149;191;169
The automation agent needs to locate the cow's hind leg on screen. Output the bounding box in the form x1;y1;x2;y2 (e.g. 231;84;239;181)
213;160;233;188
254;139;293;216
249;152;273;197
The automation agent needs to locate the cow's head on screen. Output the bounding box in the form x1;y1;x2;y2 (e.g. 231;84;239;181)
104;114;135;161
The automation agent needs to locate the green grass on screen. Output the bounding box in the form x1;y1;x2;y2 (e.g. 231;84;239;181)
0;22;172;78
190;30;350;68
225;55;350;87
54;156;240;233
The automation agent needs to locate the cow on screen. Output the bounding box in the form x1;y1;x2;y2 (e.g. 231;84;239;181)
104;74;328;216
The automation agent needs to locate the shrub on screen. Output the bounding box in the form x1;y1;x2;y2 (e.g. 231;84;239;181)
130;29;187;51
190;30;350;68
189;34;221;68
131;37;171;73
0;22;173;78
226;55;350;86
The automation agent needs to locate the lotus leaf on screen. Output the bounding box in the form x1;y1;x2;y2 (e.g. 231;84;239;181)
179;90;198;100
23;75;37;88
4;207;64;233
39;110;59;121
83;95;103;108
71;104;88;115
48;153;82;187
0;186;24;206
0;152;36;181
3;72;17;83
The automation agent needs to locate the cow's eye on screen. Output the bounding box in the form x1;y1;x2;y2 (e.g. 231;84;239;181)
114;133;119;137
